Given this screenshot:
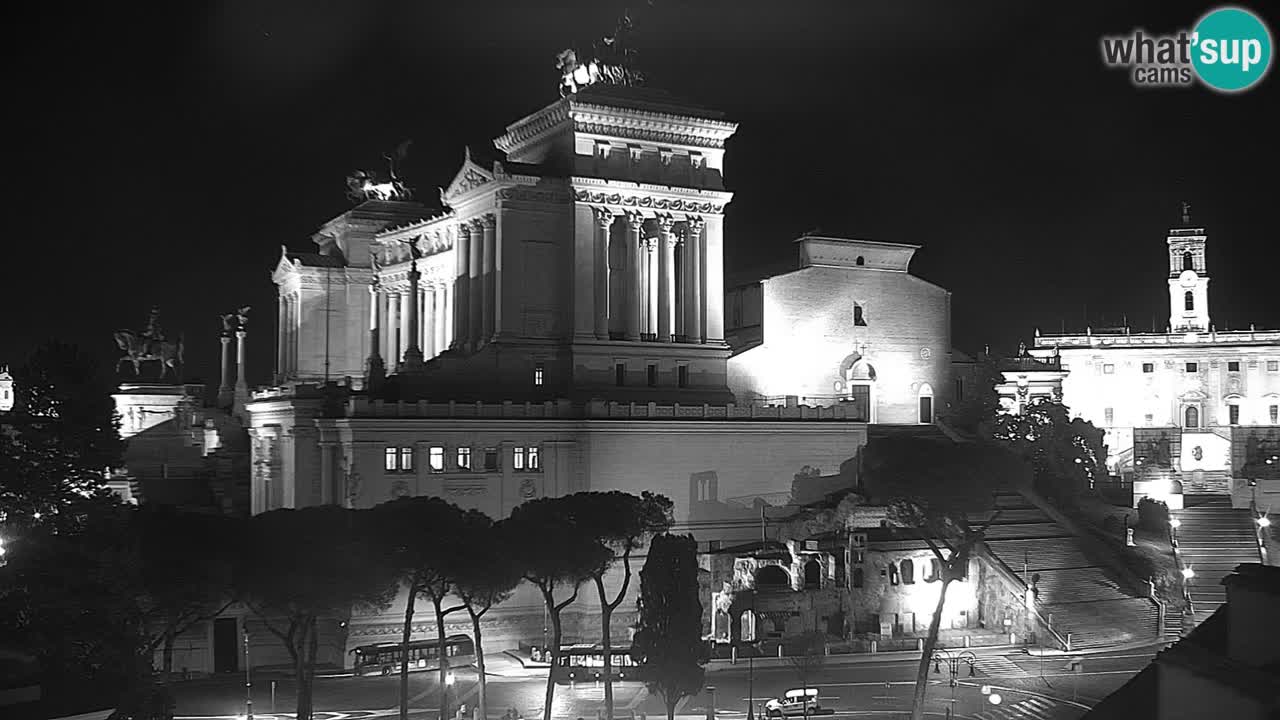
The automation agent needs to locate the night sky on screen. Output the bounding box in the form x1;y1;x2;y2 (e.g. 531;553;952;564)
8;0;1278;388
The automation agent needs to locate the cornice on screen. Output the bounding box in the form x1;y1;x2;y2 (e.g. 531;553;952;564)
570;179;731;216
494;101;573;155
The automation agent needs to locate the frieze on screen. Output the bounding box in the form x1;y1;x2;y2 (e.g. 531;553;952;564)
573;121;728;149
573;189;724;214
494;187;572;205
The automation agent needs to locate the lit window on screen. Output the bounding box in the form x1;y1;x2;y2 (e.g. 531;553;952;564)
1228;361;1240;372
429;446;445;473
678;365;689;388
534;364;544;386
887;564;899;586
484;448;499;471
1142;363;1154;373
457;447;472;470
1105;408;1114;425
1268;361;1279;372
647;364;657;387
527;445;540;471
514;447;525;471
399;447;413;472
615;362;626;386
385;447;398;472
1186;362;1198;373
1228;405;1240;425
1103;364;1114;374
853;304;867;327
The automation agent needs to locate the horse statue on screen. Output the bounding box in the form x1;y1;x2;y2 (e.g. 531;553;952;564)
114;329;184;380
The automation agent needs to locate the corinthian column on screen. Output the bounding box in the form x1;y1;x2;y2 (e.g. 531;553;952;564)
646;238;659;338
657;215;676;343
367;282;385;390
626;213;643;341
453;224;470;350
386;291;400;367
594;208;614;339
275;293;286;381
402;259;424;372
469;219;484;349
218;331;233;408
686;216;705;343
480;214;496;344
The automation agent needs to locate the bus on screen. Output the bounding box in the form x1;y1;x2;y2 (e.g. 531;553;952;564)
350;634;475;677
550;644;639;684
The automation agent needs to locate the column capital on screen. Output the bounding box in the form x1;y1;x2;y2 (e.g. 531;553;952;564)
657;214;677;235
594;207;616;229
686;215;706;234
479;213;497;229
626;211;645;231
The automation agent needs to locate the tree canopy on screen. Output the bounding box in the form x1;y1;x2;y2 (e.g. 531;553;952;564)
992;398;1107;500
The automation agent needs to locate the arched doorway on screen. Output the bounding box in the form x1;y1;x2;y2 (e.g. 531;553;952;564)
838;353;876;422
917;383;935;424
803;559;821;589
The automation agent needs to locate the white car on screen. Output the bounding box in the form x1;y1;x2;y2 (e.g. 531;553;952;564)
764;688;821;718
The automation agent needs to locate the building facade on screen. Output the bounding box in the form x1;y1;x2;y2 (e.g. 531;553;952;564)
1008;216;1280;507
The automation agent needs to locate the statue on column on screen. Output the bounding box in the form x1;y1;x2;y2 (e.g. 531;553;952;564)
235;306;251;330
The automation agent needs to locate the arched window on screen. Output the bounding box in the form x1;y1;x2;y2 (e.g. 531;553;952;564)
855;256;865;266
755;565;789;590
925;558;941;582
1184;405;1200;429
853;304;867;326
1184;291;1194;311
803;559;821;589
1183;251;1194;271
900;559;915;584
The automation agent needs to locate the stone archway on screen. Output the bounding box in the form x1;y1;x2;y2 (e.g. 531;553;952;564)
756;564;790;590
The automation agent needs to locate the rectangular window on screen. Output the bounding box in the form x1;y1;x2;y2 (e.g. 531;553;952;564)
1142;363;1154;373
1229;405;1240;425
1271;405;1279;424
484;448;499;471
647;364;657;387
615;362;626;386
513;447;525;471
954;378;964;402
527;445;540;471
1145;413;1154;425
1269;361;1280;372
456;447;472;471
1103;364;1115;374
429;446;445;473
1104;408;1114;425
677;365;689;388
1228;361;1241;372
1186;362;1198;373
399;447;413;472
385;447;398;472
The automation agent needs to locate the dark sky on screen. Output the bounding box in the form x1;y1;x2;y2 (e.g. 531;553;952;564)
8;0;1278;387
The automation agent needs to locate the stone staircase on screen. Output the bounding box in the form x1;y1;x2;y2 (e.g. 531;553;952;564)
1175;494;1261;626
981;492;1159;649
1179;470;1233;495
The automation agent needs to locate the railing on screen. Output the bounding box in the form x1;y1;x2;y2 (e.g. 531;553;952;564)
979;543;1070;651
1036;328;1280;347
341;397;871;421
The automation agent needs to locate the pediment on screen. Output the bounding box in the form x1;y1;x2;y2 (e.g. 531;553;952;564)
272;246;301;284
441;149;495;203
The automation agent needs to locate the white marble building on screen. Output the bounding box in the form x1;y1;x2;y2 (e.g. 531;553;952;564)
1016;215;1280;503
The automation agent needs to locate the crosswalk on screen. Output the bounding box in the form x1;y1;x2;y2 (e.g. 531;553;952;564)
972;695;1058;719
970;654;1031;679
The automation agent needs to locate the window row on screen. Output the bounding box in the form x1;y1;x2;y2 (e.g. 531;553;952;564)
1139;360;1279;374
615;362;690;388
384;445;541;473
1123;404;1278;427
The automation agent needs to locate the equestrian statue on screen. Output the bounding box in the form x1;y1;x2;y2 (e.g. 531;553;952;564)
115;306;185;381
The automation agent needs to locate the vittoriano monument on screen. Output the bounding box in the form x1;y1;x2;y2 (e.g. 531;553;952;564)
114;306;184;381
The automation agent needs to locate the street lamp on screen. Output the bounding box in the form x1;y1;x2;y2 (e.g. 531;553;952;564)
1181;566;1195;580
244;627;253;720
445;671;455;720
1258;515;1272;529
930;649;976;719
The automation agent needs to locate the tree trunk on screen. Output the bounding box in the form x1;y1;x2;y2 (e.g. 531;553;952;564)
910;577;953;720
469;608;488;720
294;617;316;720
435;596;451;720
400;582;419;720
595;576;615;720
161;629;176;684
541;589;564;720
666;694;677;720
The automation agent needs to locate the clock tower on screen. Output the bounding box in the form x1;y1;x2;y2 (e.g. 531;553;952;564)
1166;204;1210;333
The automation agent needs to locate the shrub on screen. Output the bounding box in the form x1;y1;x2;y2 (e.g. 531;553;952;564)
1137;498;1170;533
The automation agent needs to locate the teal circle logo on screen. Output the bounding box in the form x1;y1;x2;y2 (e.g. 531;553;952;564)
1192;6;1272;92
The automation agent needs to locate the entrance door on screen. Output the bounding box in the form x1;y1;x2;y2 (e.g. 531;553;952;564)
847;384;871;421
918;396;933;424
213;618;238;673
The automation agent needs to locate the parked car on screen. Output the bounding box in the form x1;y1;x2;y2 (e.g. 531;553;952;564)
764;687;820;718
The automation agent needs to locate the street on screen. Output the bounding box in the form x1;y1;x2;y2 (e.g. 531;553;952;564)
171;644;1160;720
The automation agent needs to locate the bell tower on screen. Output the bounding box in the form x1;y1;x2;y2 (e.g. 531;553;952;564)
1167;203;1210;333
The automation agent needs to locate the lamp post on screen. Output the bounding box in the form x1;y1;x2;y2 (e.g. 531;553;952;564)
1169;517;1181;546
930;649;976;720
445;671;455;720
244;627;253;720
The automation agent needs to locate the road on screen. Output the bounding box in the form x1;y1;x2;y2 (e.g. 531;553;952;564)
171;645;1160;720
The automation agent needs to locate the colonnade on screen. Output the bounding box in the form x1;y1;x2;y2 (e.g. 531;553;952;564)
371;280;453;371
597;210;708;343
